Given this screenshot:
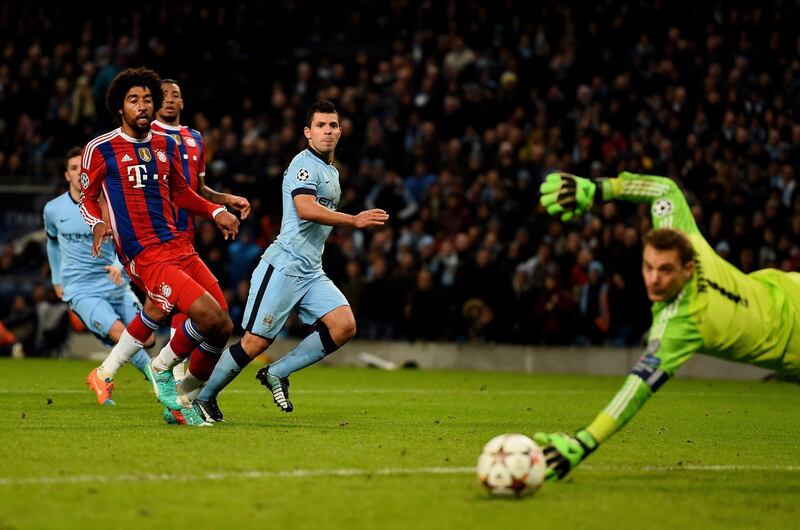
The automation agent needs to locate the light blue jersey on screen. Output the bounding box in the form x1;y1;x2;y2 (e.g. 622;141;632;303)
262;148;341;277
43;192;122;302
44;192;150;371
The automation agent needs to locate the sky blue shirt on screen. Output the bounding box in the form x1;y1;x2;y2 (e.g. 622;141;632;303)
43;192;124;302
262;148;341;277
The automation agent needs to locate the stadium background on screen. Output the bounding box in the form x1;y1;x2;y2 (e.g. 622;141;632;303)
1;1;798;356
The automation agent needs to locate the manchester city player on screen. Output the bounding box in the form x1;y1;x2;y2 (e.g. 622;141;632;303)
533;171;800;480
192;100;388;422
44;147;153;405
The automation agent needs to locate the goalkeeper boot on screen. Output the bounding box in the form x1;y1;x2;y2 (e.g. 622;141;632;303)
193;398;225;423
144;361;181;410
86;368;115;405
255;367;293;413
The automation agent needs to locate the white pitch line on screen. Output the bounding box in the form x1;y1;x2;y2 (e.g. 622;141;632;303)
0;467;474;487
1;464;798;487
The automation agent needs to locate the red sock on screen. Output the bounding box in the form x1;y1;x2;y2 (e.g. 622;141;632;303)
127;312;158;343
188;345;221;381
171;319;205;360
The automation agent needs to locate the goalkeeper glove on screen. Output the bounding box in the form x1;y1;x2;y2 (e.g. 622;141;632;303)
533;429;598;480
539;172;598;221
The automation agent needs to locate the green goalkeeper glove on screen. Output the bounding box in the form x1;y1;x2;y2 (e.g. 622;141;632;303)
533;430;598;480
539;172;598;221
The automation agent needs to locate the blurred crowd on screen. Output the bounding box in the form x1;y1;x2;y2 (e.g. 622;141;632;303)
1;1;799;354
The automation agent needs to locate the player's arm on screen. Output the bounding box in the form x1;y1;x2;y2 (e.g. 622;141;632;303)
540;172;700;235
198;175;251;220
535;311;703;480
194;135;251;219
293;193;388;228
78;147;111;258
43;205;63;298
167;142;239;239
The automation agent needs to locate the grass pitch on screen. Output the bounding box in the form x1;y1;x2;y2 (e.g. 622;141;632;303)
0;358;798;530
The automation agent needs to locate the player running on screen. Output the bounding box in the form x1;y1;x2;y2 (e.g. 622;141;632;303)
80;67;240;426
45;147;153;405
533;171;800;479
190;100;389;422
151;79;250;420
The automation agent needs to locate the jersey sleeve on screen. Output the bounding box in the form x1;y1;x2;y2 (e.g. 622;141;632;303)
43;203;62;285
167;139;219;218
79;146;106;230
601;171;700;236
286;161;319;198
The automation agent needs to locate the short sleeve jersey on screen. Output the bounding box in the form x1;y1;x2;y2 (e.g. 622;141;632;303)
262;148;341;277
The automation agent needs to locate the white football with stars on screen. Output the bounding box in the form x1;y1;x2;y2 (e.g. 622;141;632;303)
477;433;547;497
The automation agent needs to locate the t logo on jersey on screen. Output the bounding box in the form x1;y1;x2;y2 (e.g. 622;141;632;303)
127;164;166;188
138;148;152;162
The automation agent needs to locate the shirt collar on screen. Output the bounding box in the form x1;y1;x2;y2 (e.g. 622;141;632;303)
152;119;181;132
119;128;152;144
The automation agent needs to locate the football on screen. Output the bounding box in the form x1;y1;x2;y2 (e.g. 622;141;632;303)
476;433;547;497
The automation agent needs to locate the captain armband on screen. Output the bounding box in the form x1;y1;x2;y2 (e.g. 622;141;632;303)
630;350;670;392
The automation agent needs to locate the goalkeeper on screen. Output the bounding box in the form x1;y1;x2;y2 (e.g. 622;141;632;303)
534;171;800;480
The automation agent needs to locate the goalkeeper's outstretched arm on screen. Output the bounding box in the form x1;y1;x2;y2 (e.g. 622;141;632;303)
539;171;700;235
534;367;667;480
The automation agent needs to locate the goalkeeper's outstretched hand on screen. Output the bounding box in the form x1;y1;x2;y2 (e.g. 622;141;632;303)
539;172;597;221
533;430;598;480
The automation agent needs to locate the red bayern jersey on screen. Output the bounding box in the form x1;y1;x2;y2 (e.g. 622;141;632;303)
79;128;220;263
150;119;207;241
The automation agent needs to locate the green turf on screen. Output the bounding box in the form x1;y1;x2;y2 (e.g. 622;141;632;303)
0;358;798;530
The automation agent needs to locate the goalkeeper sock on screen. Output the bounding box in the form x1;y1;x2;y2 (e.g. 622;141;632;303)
267;327;339;378
197;341;251;401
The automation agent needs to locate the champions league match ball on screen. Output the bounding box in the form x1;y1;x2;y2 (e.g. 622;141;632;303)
477;434;547;497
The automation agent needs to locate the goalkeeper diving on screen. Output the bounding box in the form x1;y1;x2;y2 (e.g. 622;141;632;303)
534;171;800;480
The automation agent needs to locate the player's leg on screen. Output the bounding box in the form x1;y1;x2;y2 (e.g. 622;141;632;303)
195;261;296;420
75;295;153;405
256;276;351;412
170;312;189;383
110;289;154;374
175;260;230;406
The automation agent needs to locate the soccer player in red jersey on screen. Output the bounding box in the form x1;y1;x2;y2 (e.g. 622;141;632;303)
151;79;251;409
80;67;239;426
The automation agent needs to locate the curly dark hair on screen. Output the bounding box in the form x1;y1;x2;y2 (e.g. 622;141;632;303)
105;67;163;123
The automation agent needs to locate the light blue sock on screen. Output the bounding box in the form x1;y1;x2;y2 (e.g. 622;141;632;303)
268;332;328;378
197;342;251;401
130;349;151;375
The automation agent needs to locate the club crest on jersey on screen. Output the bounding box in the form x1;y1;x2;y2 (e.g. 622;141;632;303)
652;199;673;217
296;168;310;181
156;149;167;163
185;137;197;147
161;283;172;298
80;173;89;189
171;133;181;144
138;148;152;162
262;314;274;326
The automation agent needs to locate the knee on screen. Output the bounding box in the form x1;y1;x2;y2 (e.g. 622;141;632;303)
198;309;232;339
333;313;356;344
214;312;233;339
241;332;271;357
